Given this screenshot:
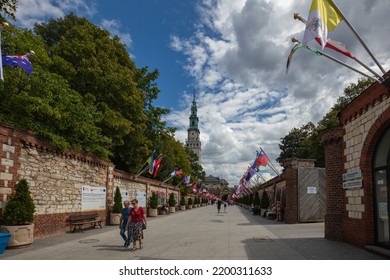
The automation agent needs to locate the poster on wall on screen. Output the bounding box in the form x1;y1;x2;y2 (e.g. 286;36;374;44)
81;185;106;211
120;189;129;203
135;191;146;207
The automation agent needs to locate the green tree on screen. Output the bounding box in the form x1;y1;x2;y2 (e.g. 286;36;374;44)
0;0;18;20
112;187;122;214
318;78;372;130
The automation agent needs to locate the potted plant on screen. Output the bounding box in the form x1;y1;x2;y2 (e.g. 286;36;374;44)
110;186;122;225
253;191;260;215
148;192;158;217
168;193;176;213
260;191;270;216
180;195;186;211
187;197;193;209
0;179;35;248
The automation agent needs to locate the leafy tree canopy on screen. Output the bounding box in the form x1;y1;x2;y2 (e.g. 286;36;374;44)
277;78;373;168
0;14;196;180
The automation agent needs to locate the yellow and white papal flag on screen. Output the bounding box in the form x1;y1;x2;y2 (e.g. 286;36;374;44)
302;0;344;49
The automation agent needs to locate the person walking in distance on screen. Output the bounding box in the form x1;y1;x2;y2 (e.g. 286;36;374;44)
126;199;147;251
223;201;227;213
119;200;131;248
217;199;222;213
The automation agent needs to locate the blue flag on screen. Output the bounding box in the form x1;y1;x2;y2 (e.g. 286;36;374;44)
2;55;33;76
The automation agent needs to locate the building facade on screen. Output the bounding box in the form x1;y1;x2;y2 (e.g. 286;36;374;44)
186;94;201;163
321;74;390;252
204;175;229;199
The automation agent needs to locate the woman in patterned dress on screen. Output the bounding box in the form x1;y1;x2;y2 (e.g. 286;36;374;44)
126;199;147;251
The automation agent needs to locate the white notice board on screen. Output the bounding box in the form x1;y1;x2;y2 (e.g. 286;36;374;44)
81;185;106;211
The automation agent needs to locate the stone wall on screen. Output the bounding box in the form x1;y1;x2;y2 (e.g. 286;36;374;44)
0;122;179;238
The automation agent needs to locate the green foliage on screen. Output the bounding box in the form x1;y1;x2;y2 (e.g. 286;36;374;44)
112;187;122;213
187;197;193;205
2;179;35;225
149;192;158;209
254;191;260;206
168;193;176;207
180;195;186;206
0;14;198;182
277;78;373;168
260;191;270;209
0;0;17;20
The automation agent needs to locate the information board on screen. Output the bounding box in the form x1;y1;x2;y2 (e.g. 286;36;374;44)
81;185;106;211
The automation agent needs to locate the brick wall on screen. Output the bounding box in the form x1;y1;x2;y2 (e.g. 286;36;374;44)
321;126;345;241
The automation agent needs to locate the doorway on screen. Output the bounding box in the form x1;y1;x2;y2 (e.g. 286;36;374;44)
373;126;390;248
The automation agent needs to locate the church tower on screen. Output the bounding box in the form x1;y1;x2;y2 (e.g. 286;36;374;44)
186;93;201;163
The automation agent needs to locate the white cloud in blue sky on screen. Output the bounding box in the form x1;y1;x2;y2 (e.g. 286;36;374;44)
12;0;390;186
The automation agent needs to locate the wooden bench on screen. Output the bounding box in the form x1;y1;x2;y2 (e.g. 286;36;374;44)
68;213;103;232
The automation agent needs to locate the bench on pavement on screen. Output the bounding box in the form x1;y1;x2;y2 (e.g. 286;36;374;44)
68;213;103;232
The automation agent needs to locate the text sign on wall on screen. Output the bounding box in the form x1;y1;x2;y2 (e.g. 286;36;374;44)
135;191;146;208
81;185;106;211
120;189;129;203
342;170;362;190
342;170;362;181
307;186;317;194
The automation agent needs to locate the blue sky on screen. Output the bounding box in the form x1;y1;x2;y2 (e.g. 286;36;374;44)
12;0;390;186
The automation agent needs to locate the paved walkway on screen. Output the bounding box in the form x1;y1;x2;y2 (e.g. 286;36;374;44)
0;205;387;260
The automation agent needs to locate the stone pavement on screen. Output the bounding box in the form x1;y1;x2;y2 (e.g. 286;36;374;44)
0;204;387;260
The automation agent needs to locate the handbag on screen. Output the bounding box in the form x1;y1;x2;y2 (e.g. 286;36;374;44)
142;223;146;230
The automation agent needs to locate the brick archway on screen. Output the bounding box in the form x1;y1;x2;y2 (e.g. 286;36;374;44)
360;106;390;245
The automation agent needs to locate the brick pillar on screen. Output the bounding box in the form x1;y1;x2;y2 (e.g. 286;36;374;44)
284;164;298;224
321;126;345;241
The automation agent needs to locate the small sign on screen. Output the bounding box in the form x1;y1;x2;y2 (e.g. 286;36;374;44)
307;186;317;194
342;170;362;181
343;179;362;189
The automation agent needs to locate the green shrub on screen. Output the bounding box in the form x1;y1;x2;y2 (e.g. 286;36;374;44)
2;179;35;225
112;186;122;213
260;191;270;209
168;193;176;207
187;197;193;205
180;195;186;206
149;192;158;209
254;191;260;206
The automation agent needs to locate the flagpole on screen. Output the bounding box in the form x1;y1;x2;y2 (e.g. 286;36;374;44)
160;175;173;186
329;0;386;74
292;38;380;83
293;13;383;80
135;164;149;177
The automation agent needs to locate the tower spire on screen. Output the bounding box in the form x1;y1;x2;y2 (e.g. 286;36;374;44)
186;90;201;163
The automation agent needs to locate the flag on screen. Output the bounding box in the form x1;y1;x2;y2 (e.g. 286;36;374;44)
255;150;269;167
152;157;162;177
315;37;355;58
302;0;343;48
182;175;190;185
2;55;33;76
169;169;183;177
147;152;155;175
286;43;302;74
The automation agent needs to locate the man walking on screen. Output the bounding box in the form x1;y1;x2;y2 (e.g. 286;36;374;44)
217;199;222;213
120;200;131;247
